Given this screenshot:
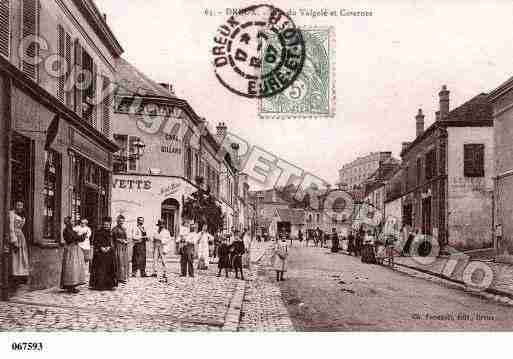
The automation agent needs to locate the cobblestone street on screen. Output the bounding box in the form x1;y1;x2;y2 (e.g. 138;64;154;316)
0;243;293;331
278;244;513;331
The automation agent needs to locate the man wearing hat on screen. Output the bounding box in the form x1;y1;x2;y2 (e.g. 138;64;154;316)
152;219;172;282
131;216;149;277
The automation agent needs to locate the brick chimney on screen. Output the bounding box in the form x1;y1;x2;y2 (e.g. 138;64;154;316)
159;83;174;95
435;110;441;122
216;122;227;142
439;85;450;120
401;142;411;153
415;108;424;138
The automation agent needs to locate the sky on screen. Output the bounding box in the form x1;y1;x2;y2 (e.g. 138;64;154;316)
95;0;513;186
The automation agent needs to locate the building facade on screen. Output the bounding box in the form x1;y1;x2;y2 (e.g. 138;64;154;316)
339;152;397;190
490;76;513;262
1;0;123;296
400;86;494;251
110;58;232;241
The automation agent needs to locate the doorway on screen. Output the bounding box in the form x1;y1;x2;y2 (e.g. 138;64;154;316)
83;185;99;230
161;198;180;236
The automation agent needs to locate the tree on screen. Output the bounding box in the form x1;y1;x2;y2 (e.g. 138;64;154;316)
182;188;224;233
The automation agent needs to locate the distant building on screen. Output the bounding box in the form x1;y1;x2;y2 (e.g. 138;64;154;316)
339;152;398;190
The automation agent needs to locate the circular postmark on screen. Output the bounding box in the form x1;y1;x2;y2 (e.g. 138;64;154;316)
212;4;306;98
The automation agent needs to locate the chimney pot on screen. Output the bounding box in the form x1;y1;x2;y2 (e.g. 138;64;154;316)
401;142;411;153
435;110;441;121
415;108;425;138
439;85;450;120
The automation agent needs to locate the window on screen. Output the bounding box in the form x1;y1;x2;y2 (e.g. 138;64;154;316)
74;41;97;124
101;76;111;137
464;144;485;177
416;157;422;184
43;150;60;239
0;0;10;58
21;0;40;80
113;134;140;172
57;24;72;105
185;146;193;180
425;149;436;180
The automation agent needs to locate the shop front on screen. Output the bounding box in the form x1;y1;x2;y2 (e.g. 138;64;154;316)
111;174;198;243
1;71;118;295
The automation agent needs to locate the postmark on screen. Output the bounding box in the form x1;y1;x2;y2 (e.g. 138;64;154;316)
259;26;336;118
212;4;306;98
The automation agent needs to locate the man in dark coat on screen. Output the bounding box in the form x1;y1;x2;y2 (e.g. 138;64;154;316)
179;223;196;277
217;236;231;277
330;228;339;253
90;217;117;290
347;229;356;256
230;232;246;280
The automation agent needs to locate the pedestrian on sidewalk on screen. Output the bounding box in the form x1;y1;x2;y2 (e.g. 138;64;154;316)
242;228;251;269
347;229;356;256
217;236;231;277
131;217;148;278
197;224;211;270
112;215;129;284
60;216;86;293
298;230;304;247
8;201;29;287
305;230;310;247
75;219;92;277
361;229;377;264
230;231;246;280
179;223;196;277
330;227;339;253
272;233;289;281
90;216;117;291
152;219;171;283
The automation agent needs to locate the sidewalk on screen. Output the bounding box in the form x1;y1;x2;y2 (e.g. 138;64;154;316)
337;247;513;301
0;240;285;331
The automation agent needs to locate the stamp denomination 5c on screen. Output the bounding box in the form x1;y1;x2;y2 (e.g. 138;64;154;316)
259;26;335;118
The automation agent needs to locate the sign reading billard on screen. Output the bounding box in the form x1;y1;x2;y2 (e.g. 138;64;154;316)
113;178;152;190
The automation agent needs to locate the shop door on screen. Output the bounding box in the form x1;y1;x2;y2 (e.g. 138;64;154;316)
10;133;33;242
161;198;180;237
83;185;99;230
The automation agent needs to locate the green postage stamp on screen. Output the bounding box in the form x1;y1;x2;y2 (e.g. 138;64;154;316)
259;27;335;118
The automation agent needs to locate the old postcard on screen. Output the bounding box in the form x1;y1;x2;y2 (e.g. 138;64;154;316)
2;1;513;348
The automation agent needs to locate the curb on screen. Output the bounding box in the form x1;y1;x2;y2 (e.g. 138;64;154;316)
336;250;513;305
222;279;246;331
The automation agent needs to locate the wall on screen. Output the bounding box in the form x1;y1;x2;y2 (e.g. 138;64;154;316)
384;197;402;227
0;74;7;298
494;89;513;259
446;126;494;250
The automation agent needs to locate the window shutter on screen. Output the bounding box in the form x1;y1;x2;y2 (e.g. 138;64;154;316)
64;32;72;107
102;76;111;137
0;0;9;58
57;25;65;102
74;39;83;116
21;0;39;80
91;62;97;128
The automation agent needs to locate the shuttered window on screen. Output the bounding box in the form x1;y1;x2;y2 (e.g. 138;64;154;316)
0;0;10;58
102;75;111;137
464;144;485;177
425;149;436;180
21;0;39;80
57;25;65;102
74;39;83;116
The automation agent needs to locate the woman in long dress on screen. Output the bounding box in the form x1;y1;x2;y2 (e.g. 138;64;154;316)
361;230;377;264
112;215;129;283
197;224;211;270
60;216;86;293
272;233;289;281
9;201;29;283
90;217;117;290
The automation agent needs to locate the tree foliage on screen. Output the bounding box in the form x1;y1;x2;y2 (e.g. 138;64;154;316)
182;189;224;233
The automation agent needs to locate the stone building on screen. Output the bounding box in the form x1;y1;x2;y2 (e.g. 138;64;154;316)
490;76;513;262
339;152;398;190
110;58;237;239
400;86;494;251
0;0;123;296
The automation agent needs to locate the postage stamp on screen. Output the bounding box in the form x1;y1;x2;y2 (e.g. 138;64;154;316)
259;26;336;118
